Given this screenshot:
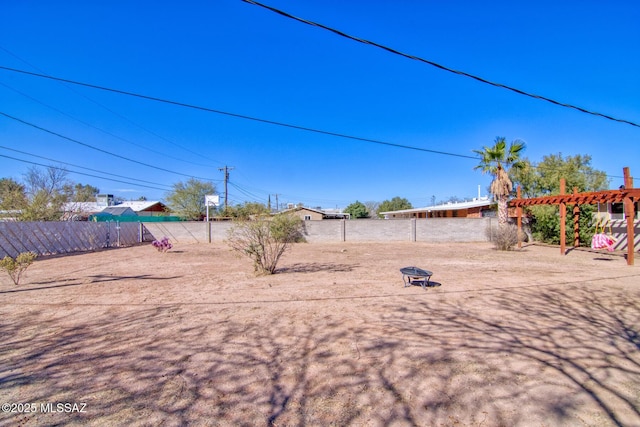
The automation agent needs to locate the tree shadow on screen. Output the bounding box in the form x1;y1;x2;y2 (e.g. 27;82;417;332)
0;275;183;293
276;262;357;274
0;280;85;294
87;274;183;283
0;279;638;426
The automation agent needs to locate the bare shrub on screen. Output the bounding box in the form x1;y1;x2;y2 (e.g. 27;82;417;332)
1;252;37;285
491;224;522;251
226;214;305;275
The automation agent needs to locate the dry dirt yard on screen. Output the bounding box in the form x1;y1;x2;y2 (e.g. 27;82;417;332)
0;241;639;427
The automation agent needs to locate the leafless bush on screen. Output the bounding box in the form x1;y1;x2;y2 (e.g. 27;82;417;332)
490;224;523;251
226;214;305;275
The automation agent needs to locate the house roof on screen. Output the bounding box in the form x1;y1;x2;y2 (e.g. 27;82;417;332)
63;202;102;213
100;206;137;216
279;206;326;215
380;198;492;215
117;201;166;211
63;200;165;214
277;206;350;219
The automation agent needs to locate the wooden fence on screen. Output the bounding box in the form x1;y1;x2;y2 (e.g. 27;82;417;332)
0;221;146;258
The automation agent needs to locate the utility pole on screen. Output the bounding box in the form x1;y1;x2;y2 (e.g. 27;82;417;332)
218;166;234;211
275;194;279;213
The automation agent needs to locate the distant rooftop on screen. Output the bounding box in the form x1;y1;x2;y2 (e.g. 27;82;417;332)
380;197;492;215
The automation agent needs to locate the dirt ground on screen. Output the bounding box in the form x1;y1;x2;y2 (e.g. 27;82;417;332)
0;241;639;427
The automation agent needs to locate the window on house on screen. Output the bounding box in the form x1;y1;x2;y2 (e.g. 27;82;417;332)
304;215;312;221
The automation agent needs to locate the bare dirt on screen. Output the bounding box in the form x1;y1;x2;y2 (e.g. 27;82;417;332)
1;241;639;426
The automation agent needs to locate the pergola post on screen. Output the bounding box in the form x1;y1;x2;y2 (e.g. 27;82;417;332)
560;179;566;255
509;166;637;266
573;187;580;248
624;167;635;266
517;186;522;249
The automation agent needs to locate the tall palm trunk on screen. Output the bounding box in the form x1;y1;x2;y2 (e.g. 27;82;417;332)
497;195;509;225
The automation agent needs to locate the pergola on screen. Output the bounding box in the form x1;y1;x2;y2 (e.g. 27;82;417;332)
511;167;638;266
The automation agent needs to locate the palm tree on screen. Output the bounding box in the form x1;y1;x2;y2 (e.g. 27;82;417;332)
474;137;526;225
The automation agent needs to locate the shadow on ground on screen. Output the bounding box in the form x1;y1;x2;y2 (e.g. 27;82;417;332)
276;262;357;274
0;283;638;426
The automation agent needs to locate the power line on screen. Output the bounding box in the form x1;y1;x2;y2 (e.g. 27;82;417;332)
0;65;479;160
0;111;218;182
0;69;626;195
228;181;267;202
0;44;223;165
0;81;214;169
0;153;170;191
242;0;640;129
0;145;173;189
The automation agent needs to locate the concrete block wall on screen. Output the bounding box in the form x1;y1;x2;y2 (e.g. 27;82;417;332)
151;217;639;250
416;218;494;242
143;221;232;244
301;221;343;243
343;219;413;242
143;218;496;244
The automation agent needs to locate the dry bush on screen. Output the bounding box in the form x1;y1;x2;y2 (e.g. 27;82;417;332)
1;252;37;285
226;214;305;275
490;224;523;251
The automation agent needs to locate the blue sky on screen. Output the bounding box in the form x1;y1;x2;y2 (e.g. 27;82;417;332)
1;1;638;209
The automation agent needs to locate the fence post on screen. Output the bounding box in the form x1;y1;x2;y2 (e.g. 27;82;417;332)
411;218;416;242
489;218;494;241
138;222;143;243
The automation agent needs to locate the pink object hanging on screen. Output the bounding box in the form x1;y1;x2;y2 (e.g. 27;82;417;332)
591;233;615;251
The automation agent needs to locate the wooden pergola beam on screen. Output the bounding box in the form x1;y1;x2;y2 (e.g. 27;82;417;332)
511;189;640;206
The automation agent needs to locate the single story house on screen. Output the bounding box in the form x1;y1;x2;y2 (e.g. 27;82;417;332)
380;197;493;219
279;206;351;221
116;201;168;216
62;198;168;220
596;201;640;221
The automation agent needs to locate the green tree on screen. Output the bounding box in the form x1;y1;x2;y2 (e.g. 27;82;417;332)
0;252;37;285
473;137;526;225
225;202;270;220
512;153;608;197
20;191;65;221
166;179;216;221
530;204;597;246
344;200;369;218
0;178;28;210
377;197;413;217
64;183;100;202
